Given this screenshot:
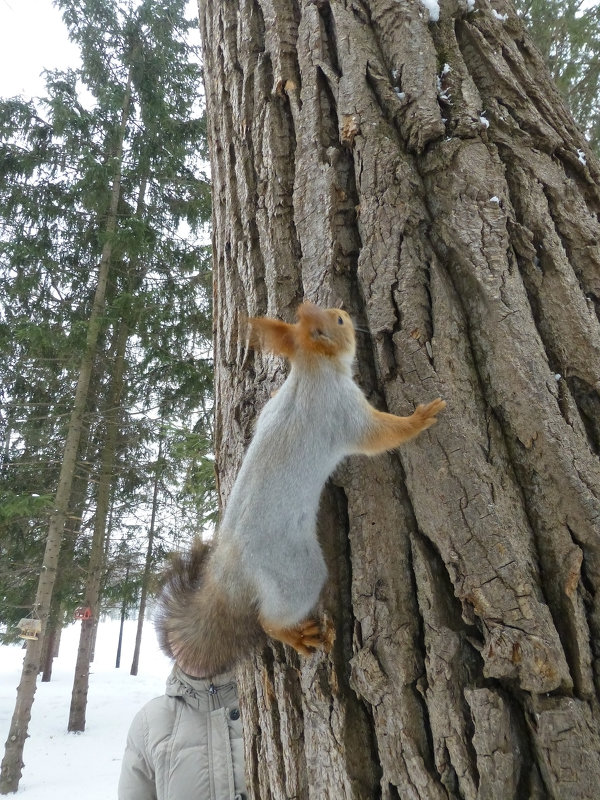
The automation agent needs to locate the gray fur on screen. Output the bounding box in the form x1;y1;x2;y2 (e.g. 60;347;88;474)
216;357;372;627
156;355;372;674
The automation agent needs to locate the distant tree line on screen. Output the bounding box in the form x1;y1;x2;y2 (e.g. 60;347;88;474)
1;0;215;789
0;0;214;647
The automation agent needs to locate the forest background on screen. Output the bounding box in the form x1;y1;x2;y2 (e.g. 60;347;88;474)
1;0;600;795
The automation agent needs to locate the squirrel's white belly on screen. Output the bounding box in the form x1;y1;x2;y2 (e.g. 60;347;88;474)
218;368;367;624
220;407;347;623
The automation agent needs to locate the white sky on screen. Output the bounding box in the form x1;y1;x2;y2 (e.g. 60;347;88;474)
0;0;80;98
0;0;201;100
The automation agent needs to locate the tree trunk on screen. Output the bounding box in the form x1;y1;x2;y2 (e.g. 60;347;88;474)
130;435;162;676
0;69;133;794
68;317;129;732
68;163;148;730
116;566;129;669
41;422;94;684
197;0;600;797
40;601;63;683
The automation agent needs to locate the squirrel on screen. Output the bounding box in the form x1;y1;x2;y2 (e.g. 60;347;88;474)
156;302;445;676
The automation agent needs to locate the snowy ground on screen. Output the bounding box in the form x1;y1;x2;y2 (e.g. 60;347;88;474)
0;618;172;798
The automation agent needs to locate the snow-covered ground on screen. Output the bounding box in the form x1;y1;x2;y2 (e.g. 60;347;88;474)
0;618;172;798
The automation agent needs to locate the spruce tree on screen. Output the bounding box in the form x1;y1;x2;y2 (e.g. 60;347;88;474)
0;0;213;789
515;0;600;153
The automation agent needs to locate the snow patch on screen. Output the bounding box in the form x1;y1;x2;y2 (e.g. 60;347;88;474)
490;196;500;204
419;0;440;22
437;70;452;104
1;619;172;800
479;113;490;129
577;149;587;166
492;9;508;21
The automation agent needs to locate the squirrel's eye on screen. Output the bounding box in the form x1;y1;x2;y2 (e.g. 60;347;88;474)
337;316;344;325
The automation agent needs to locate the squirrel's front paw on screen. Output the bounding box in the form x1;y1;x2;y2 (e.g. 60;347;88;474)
415;397;446;428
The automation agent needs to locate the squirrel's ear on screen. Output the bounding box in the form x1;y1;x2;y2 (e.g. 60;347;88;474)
248;316;297;359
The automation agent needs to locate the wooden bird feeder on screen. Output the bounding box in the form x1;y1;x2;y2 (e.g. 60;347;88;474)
18;618;42;640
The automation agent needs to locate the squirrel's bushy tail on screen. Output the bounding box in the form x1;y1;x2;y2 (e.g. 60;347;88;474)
155;538;264;676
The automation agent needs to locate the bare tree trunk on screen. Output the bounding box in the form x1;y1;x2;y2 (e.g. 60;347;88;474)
68;318;129;732
0;73;133;792
130;434;162;676
40;601;63;683
197;0;600;797
68;164;148;729
116;566;129;669
41;425;94;684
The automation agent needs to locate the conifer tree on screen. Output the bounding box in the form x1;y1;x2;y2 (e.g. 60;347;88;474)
515;0;600;152
0;0;212;789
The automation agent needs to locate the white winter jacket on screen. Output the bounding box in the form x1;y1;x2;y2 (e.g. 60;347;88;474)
118;666;246;800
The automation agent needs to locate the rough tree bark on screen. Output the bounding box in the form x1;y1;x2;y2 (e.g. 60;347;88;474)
196;0;600;797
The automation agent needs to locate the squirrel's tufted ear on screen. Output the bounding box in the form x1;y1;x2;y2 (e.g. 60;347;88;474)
248;315;297;359
295;301;325;326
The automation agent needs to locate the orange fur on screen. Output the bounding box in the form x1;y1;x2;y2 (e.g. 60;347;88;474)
248;316;297;358
249;302;355;362
260;617;324;655
359;398;446;455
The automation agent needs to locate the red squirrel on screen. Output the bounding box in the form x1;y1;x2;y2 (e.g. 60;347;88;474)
156;302;445;676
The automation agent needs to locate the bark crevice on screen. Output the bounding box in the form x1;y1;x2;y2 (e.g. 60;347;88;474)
199;0;600;795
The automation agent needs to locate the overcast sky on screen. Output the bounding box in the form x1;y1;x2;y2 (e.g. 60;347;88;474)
0;0;201;101
0;0;80;98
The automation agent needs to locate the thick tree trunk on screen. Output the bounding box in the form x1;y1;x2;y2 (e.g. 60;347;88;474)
0;72;132;792
198;0;600;798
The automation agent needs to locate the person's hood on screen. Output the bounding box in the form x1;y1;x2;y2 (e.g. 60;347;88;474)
165;664;237;710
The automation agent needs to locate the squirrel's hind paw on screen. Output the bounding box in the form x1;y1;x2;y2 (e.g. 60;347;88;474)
262;617;325;655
